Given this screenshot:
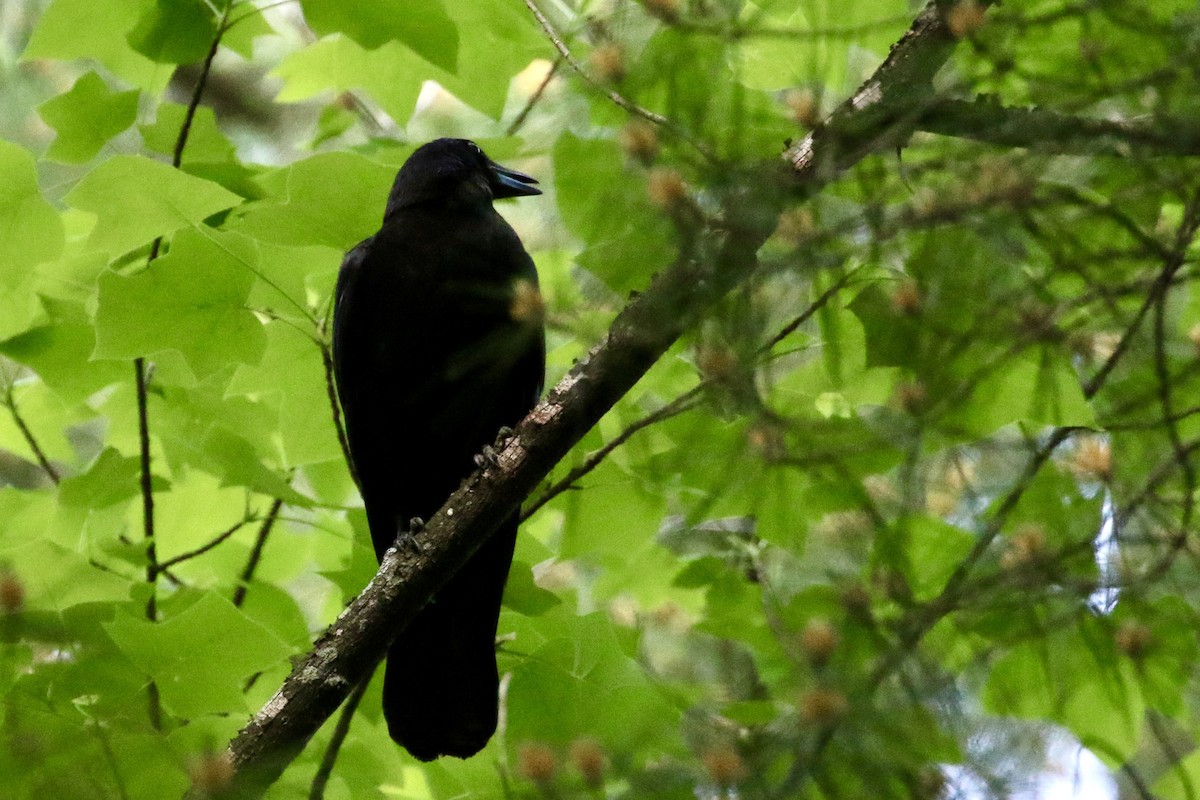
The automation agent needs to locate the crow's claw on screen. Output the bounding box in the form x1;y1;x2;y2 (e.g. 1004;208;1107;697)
474;444;501;470
493;426;514;447
395;518;425;554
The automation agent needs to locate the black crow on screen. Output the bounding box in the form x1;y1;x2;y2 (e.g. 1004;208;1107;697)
332;138;544;761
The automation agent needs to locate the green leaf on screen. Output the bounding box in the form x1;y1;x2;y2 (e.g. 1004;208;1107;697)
227;320;344;466
228;152;394;250
983;621;1144;764
0;140;65;275
127;0;218;63
59;447;149;509
553;133;676;294
66;155;243;258
441;0;547;118
0;299;127;403
21;0;167;91
0;141;66;338
1153;750;1200;800
505;610;678;748
140;102;235;163
93;227;266;377
0;539;130;611
272;35;426;124
503;560;562;616
37;72;139;163
902;516;975;601
299;0;458;71
949;347;1097;435
104;591;293;717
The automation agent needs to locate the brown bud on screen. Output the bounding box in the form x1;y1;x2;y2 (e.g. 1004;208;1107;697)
1188;323;1200;353
701;744;748;787
1069;437;1112;482
619;120;660;164
747;420;787;462
696;344;737;381
782;88;818;127
569;737;606;788
642;0;680;23
774;207;816;246
589;42;626;83
945;1;987;38
646;167;687;209
890;281;921;315
1000;522;1048;570
916;767;947;799
0;570;24;614
799;687;848;726
1016;301;1058;341
800;618;839;667
894;381;928;415
1115;621;1153;660
188;751;235;795
839;582;873;619
518;742;558;784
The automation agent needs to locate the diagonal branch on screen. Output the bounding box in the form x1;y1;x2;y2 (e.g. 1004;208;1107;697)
521;0;717;161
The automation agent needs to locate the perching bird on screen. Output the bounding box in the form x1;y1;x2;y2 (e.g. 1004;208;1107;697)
332;138;544;761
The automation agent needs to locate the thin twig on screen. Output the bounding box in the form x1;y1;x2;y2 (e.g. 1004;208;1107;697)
521;387;704;521
94;723;132;800
152;514;257;575
507;57;562;137
673;15;913;41
135;0;233;733
308;673;372;800
3;392;59;484
234;497;284;608
523;266;857;520
1150;193;1200;533
917;99;1200;158
320;341;358;487
521;0;717;161
764;268;861;350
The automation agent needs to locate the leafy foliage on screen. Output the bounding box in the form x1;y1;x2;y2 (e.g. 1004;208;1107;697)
1;0;1199;798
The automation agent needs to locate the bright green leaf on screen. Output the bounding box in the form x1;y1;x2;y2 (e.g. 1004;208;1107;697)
22;0;168;91
300;0;458;71
37;72;139;163
0;140;65;279
66;155;243;258
93;227;265;377
104;591;293;717
228;152;394;251
127;0;218;63
553;133;676;294
140;102;235;163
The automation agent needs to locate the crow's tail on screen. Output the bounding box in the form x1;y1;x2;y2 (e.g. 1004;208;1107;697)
382;515;518;761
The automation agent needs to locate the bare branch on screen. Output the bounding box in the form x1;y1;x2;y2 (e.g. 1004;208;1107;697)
521;0;717;161
917;98;1200;157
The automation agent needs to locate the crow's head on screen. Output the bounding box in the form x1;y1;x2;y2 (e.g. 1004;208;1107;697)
384;138;540;217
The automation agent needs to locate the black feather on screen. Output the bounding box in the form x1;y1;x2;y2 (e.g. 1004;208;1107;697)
332;138;544;761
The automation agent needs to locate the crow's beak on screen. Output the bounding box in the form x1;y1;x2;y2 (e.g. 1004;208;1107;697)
489;161;541;198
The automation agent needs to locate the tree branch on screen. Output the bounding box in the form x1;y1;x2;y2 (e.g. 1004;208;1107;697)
138;0;232;734
916;98;1200;157
307;673;372;800
521;0;716;161
233;497;284;608
2;389;59;485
